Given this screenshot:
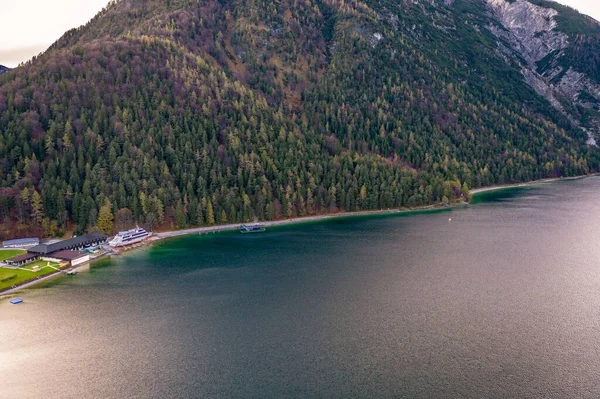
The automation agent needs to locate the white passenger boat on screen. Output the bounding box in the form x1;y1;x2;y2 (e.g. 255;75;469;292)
109;227;152;247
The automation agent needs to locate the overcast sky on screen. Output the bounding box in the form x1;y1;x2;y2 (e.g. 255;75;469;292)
0;0;598;68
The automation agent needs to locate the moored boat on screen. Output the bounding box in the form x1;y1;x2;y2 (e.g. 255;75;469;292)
109;226;152;247
240;223;266;233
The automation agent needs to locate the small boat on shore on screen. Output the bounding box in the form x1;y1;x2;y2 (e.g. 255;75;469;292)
240;223;266;233
66;270;78;276
10;298;23;304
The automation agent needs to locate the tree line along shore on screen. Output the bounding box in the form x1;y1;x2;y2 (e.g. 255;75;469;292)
1;174;595;296
134;174;599;243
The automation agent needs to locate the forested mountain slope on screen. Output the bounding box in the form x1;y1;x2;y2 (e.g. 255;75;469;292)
0;0;598;238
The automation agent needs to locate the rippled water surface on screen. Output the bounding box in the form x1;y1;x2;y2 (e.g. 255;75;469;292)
2;178;600;398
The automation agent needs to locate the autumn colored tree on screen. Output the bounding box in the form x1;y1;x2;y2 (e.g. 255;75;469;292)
206;200;215;225
97;199;115;235
31;191;44;226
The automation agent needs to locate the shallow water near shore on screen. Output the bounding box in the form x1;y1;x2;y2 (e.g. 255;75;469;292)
2;177;600;398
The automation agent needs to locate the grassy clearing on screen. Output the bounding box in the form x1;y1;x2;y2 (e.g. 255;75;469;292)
21;260;61;271
0;262;60;291
0;249;27;262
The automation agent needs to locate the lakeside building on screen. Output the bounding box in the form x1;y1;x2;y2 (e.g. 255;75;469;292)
4;253;40;267
28;233;107;255
4;233;107;268
43;250;90;267
2;238;40;248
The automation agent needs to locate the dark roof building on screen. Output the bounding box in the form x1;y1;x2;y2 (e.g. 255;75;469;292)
5;253;39;266
28;233;107;255
3;238;40;248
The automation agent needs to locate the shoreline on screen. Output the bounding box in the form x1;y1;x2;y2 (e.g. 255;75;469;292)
470;175;593;195
1;203;460;297
150;173;596;244
0;250;114;296
148;202;461;244
0;269;65;296
1;173;596;297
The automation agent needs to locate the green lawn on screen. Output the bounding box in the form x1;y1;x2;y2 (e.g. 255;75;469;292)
0;249;26;262
21;260;61;271
0;263;60;291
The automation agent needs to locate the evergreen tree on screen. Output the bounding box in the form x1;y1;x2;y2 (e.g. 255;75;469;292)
97;199;115;235
219;210;228;224
175;201;186;228
31;190;44;226
206;200;215;225
196;203;204;226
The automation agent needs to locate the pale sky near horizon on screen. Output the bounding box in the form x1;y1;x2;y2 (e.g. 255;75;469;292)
0;0;598;68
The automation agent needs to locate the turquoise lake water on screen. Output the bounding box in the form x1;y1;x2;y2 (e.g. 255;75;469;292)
2;177;600;398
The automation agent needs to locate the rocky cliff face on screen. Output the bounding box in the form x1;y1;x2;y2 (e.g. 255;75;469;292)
486;0;600;145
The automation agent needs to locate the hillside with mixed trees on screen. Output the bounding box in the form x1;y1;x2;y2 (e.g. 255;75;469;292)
0;0;598;239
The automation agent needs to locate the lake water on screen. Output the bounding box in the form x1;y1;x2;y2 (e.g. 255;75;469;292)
2;177;600;398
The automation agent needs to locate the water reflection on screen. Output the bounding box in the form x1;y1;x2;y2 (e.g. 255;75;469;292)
2;177;600;398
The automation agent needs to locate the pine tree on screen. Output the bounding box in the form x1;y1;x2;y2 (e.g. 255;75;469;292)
62;121;73;153
196;203;204;226
18;187;31;222
462;182;471;202
359;185;368;209
266;202;275;220
206;200;215;225
329;185;337;212
306;188;314;216
175;200;186;228
153;197;165;225
31;190;44;226
97;199;115;235
219;210;228;223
